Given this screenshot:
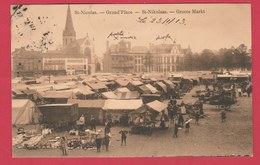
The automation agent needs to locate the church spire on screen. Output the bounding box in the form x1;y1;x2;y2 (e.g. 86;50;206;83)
63;5;76;47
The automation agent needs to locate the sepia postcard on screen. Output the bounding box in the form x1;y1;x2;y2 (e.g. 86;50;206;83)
11;3;252;158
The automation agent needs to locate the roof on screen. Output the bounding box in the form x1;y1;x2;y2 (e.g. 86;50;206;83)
139;85;151;93
145;84;158;94
163;80;175;88
42;91;75;99
156;82;167;92
96;77;108;82
86;82;108;90
115;87;130;93
42;52;87;58
102;91;118;99
103;99;143;111
12;48;42;58
116;91;140;99
114;79;129;87
68;99;105;108
146;100;167;112
130;81;143;86
63;87;95;95
52;84;71;91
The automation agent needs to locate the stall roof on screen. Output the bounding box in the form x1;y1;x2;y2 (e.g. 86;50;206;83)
146;100;167;112
115;87;130;93
86;82;108;90
163;80;175;88
145;84;159;94
139;85;151;93
68;99;105;108
116;91;140;99
102;91;118;99
129;81;143;86
156;82;167;92
42;91;75;99
103;99;143;111
96;77;108;82
114;79;130;87
150;78;157;81
52;84;71;91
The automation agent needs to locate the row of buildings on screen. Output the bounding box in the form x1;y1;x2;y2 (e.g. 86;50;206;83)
103;40;187;74
12;5;188;77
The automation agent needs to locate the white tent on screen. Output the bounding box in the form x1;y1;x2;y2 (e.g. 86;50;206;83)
12;99;36;125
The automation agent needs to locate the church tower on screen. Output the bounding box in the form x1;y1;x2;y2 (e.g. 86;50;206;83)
63;5;76;47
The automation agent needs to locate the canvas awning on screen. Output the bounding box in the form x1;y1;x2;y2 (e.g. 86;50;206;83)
116;91;140;99
102;91;118;99
115;87;130;93
86;82;108;90
114;79;130;87
145;84;158;94
42;91;75;99
146;100;167;113
68;99;105;108
130;81;143;86
139;84;158;94
103;99;143;111
163;80;175;88
156;82;167;92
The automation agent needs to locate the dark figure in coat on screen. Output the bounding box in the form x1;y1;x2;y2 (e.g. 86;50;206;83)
195;111;200;125
119;128;128;146
221;111;226;122
178;114;184;127
90;116;96;132
173;124;179;138
103;134;110;151
95;135;102;152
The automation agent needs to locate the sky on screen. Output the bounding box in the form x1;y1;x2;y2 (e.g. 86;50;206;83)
11;4;251;56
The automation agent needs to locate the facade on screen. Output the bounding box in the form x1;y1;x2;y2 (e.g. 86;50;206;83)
12;48;88;77
104;40;135;73
12;48;43;77
104;40;185;73
42;53;88;75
